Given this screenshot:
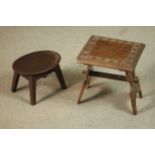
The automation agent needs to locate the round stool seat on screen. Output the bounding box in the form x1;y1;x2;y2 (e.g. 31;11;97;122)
13;51;60;75
11;50;66;105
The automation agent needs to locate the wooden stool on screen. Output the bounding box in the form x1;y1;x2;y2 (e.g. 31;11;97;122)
11;50;67;105
77;35;145;115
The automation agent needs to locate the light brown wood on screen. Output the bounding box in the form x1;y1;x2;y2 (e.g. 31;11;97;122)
77;65;91;104
125;71;137;115
77;35;145;115
77;35;145;71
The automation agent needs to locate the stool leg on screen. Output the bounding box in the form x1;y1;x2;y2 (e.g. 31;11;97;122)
77;65;91;104
129;83;138;115
135;76;143;98
87;66;93;88
29;77;36;105
129;71;143;98
137;84;143;98
125;71;139;115
77;80;88;104
55;65;67;89
87;76;91;88
11;71;20;92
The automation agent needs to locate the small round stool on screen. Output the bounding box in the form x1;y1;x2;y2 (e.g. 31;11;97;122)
11;50;67;105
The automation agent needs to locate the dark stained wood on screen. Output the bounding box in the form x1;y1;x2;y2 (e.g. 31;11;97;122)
11;71;20;92
12;50;67;105
29;77;36;105
13;51;60;75
77;35;145;115
55;65;67;89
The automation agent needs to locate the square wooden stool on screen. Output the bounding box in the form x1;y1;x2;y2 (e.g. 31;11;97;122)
77;35;145;115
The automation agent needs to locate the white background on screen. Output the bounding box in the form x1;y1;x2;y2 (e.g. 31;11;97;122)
0;0;155;155
0;130;155;155
0;0;155;25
